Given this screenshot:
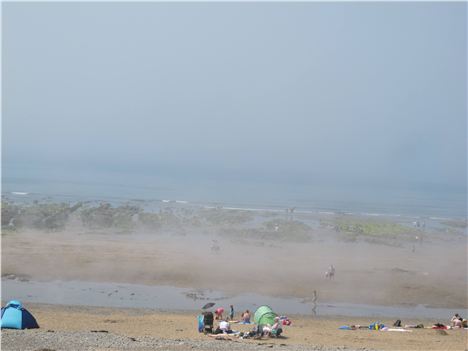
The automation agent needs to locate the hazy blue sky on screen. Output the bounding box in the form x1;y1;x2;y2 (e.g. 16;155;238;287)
3;2;467;192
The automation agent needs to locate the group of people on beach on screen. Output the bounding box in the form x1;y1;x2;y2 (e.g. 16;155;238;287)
395;313;467;330
450;313;467;328
391;313;467;330
341;313;468;332
208;316;284;339
214;305;251;323
203;304;285;339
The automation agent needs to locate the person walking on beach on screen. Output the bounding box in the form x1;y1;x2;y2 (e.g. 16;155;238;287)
325;265;335;279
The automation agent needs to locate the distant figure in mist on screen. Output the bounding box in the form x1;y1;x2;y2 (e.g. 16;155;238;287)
325;265;335;279
285;207;296;221
211;240;220;253
311;290;318;316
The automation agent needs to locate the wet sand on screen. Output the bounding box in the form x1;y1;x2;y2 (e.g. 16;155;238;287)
2;228;467;309
2;279;462;319
1;303;467;351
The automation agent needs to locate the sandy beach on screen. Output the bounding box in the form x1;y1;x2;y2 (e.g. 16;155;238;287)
1;303;467;351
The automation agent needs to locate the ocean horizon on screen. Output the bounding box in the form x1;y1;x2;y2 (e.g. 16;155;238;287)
2;164;466;220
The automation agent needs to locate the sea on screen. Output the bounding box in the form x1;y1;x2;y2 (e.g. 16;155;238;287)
2;163;467;220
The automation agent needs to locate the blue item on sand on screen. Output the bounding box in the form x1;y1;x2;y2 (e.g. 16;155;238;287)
1;300;39;329
339;325;352;330
197;315;204;332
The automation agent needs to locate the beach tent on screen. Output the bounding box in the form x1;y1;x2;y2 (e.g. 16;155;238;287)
254;305;277;326
1;300;39;329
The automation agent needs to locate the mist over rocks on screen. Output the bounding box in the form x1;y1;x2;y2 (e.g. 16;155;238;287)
2;199;466;310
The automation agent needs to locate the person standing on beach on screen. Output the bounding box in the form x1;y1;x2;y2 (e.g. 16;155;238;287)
326;265;335;279
229;305;234;320
215;307;224;320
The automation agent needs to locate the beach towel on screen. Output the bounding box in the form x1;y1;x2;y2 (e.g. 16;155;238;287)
339;325;353;330
197;315;204;333
381;328;413;332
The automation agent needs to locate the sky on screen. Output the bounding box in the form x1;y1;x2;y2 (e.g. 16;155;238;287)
2;2;467;194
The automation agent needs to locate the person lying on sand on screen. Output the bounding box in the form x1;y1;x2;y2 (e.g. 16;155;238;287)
212;320;239;335
403;324;424;329
349;325;368;330
432;323;452;330
219;320;231;333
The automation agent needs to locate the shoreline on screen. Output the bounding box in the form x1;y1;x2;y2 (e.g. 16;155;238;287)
2;278;465;319
3;191;467;222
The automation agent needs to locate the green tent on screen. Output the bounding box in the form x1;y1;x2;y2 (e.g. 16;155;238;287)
254;305;277;326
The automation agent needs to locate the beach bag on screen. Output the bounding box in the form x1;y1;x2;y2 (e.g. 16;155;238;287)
203;312;214;326
202;312;213;333
369;322;384;330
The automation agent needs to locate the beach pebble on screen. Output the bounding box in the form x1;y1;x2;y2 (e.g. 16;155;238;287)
1;330;382;351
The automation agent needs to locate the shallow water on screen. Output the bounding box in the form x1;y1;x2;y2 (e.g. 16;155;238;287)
2;279;464;319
